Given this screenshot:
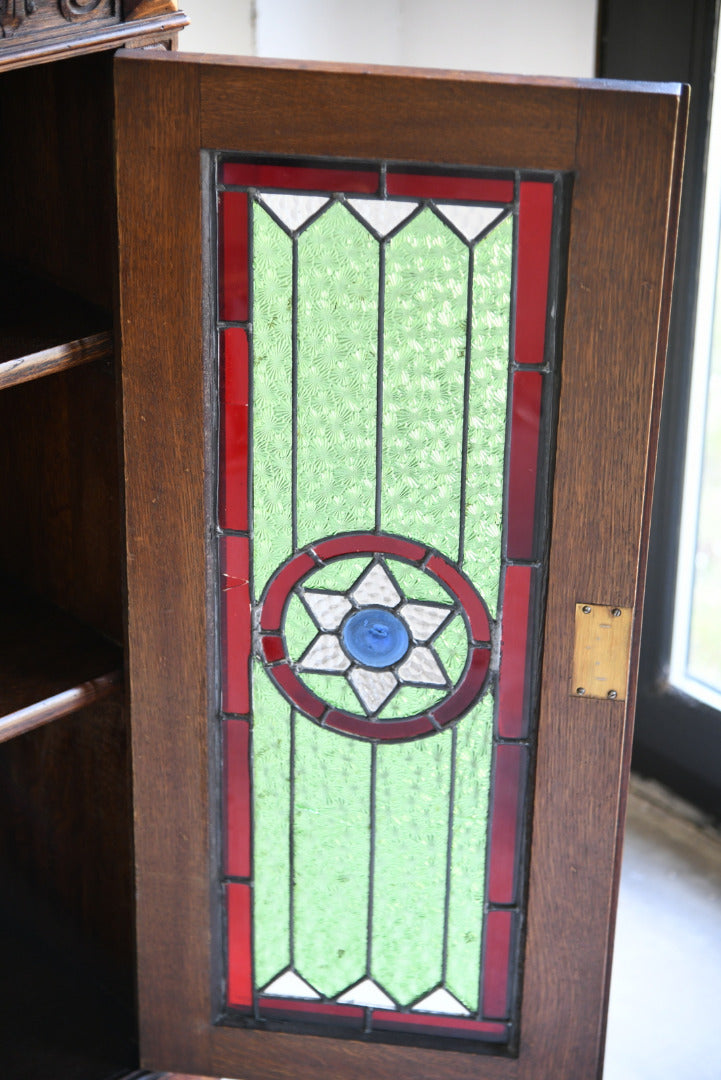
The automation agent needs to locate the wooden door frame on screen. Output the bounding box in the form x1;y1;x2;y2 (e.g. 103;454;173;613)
115;52;687;1080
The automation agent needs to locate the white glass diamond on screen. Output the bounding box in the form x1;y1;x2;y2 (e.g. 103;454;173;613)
397;647;446;685
350;563;401;608
300;635;350;673
400;602;452;643
436;204;505;241
347;198;417;236
262;969;320;999
412;988;470;1016
336;977;395;1009
349;667;398;712
302;590;352;631
259;193;329;231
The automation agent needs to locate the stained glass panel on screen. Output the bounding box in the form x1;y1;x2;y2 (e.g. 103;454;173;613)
215;158;561;1050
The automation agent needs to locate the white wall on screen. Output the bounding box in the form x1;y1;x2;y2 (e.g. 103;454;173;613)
178;0;599;79
177;0;255;56
256;0;599;76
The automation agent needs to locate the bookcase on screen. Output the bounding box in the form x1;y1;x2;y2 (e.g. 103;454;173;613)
0;8;186;1078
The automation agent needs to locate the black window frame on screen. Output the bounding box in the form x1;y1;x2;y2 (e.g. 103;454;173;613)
598;0;721;816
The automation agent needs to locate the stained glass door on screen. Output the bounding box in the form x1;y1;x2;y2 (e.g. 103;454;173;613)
116;53;687;1080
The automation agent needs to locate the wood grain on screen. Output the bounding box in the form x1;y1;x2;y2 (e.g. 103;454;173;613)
0;330;113;389
115;56;211;1075
0;362;123;640
115;53;686;1080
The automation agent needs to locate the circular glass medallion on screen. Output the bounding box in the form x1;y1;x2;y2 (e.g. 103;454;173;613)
258;532;492;741
342;608;409;668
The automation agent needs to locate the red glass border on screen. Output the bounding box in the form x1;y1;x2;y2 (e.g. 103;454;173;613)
506;370;543;562
487;744;527;906
227;882;253;1008
221;161;379;194
218;163;556;1043
259;998;364;1023
221;536;251;716
481;910;514;1020
225;719;251;879
372;1010;507;1041
219;191;249;323
219;328;249;532
497;565;532;738
515;180;553;365
386;171;514;203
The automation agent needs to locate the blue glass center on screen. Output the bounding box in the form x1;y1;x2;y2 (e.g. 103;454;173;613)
342;608;409;669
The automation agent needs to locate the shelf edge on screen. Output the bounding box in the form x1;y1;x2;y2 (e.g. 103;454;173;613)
0;668;123;743
0;330;113;391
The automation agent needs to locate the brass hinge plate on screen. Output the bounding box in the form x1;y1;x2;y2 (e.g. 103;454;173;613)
571;603;633;701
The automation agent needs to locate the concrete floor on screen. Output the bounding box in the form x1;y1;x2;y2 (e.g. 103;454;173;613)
604;777;721;1080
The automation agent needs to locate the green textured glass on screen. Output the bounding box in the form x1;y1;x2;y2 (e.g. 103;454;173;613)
252;665;291;987
284;594;316;660
247;190;514;1014
389;560;452;605
372;730;451;1004
305;557;372;593
433;614;470;685
294;720;370;995
296;203;378;547
462;217;513;617
252;206;293;599
300;672;360;713
381;210;467;559
446;695;494;1010
378;684;446;719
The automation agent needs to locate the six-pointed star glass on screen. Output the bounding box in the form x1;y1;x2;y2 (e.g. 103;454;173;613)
297;560;454;713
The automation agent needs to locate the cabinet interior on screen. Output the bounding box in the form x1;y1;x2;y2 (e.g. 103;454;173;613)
0;52;136;1079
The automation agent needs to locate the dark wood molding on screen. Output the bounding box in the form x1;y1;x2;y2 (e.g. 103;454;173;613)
0;3;187;71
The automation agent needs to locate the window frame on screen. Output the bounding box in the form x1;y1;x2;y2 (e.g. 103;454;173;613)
599;0;721;816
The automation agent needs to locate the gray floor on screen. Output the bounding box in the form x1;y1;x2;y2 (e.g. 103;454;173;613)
604;777;721;1079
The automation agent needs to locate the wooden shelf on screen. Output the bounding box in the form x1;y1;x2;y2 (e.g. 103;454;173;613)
0;262;113;390
0;577;122;744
